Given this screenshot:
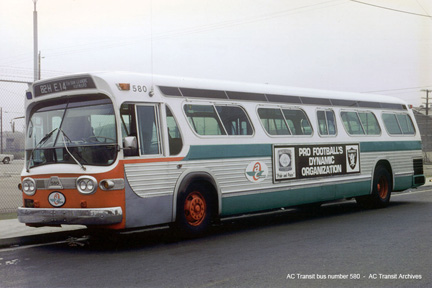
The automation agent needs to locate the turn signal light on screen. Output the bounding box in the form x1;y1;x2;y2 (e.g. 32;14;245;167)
117;83;130;91
100;180;115;190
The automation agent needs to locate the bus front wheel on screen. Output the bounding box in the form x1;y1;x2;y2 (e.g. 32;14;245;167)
174;183;213;237
356;166;391;209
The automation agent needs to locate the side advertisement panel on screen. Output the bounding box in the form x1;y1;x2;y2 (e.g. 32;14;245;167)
273;144;360;182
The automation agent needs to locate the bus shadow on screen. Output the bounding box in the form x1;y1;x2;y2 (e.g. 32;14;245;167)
44;199;417;252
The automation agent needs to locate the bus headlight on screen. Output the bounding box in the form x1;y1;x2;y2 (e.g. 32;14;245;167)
76;176;97;194
22;178;36;196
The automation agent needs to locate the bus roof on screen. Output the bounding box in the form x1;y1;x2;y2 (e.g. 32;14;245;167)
30;71;408;109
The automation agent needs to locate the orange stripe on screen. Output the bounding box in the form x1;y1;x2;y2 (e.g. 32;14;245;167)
122;157;184;164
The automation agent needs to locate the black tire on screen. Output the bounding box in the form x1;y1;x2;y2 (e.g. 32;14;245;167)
173;182;214;238
356;166;391;209
3;157;10;164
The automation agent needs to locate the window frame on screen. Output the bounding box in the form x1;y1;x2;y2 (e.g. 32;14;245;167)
135;104;163;156
357;111;382;136
165;104;184;156
257;105;314;137
340;110;381;136
183;102;254;137
316;108;337;137
382;112;416;136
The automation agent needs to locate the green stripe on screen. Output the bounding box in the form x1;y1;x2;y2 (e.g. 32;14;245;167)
183;144;271;160
184;141;421;161
221;180;371;216
360;141;421;152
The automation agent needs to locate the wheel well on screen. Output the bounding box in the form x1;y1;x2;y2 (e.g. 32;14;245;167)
375;160;393;189
194;180;219;219
174;172;220;222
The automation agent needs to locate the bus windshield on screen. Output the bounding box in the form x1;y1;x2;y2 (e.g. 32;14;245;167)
26;95;117;168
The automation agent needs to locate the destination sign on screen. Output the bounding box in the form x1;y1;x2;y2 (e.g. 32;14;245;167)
34;76;96;97
273;143;360;181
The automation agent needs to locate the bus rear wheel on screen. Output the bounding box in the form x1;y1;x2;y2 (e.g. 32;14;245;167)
356;166;391;209
174;183;213;237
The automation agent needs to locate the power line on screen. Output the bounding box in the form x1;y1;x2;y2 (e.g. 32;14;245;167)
349;0;432;18
364;85;432;93
6;0;347;61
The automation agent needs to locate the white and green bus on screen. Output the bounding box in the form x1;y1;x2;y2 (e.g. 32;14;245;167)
18;72;425;236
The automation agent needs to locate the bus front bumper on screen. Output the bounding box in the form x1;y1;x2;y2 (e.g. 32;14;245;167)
17;207;123;226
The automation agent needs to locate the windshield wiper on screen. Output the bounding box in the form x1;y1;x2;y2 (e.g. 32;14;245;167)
60;129;86;171
26;128;58;172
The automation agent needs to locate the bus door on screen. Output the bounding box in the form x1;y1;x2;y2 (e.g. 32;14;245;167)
121;103;183;158
121;103;162;157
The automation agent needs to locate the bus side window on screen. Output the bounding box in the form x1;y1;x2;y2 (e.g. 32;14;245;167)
341;111;365;135
382;113;415;135
358;112;381;135
396;114;415;134
215;105;253;135
136;105;161;155
317;109;336;136
184;104;226;135
258;108;290;135
166;106;183;155
282;109;312;135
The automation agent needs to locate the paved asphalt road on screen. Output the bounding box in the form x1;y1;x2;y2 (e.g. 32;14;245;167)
0;186;431;288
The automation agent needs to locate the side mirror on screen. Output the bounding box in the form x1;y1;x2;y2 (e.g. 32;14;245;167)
124;136;137;149
123;136;138;156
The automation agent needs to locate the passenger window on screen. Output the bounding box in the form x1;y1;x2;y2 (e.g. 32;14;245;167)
258;108;290;135
358;112;381;135
282;109;312;135
184;104;226;135
341;111;365;135
382;114;402;134
383;113;415;135
396;114;415;134
317;110;337;136
215;105;253;135
136;105;161;155
166;106;183;155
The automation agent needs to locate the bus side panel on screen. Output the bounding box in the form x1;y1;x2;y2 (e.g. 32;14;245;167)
360;141;423;192
220;180;371;216
394;175;415;191
123;160;182;228
124;174;173;228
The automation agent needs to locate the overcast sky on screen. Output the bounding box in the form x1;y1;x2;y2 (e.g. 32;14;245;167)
0;0;431;130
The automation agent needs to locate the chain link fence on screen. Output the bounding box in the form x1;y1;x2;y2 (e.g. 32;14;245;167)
1;80;28;214
0;79;431;214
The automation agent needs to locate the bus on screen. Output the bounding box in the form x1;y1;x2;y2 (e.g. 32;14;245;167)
18;72;425;236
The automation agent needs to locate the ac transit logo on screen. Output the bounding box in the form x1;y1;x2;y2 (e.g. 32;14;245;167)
346;145;360;173
245;161;268;183
48;192;66;207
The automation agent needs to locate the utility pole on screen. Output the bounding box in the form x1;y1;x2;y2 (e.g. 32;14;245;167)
421;89;432;116
38;51;42;80
33;0;39;82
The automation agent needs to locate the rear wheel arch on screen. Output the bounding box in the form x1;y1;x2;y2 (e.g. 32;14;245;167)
357;160;393;209
372;160;393;192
